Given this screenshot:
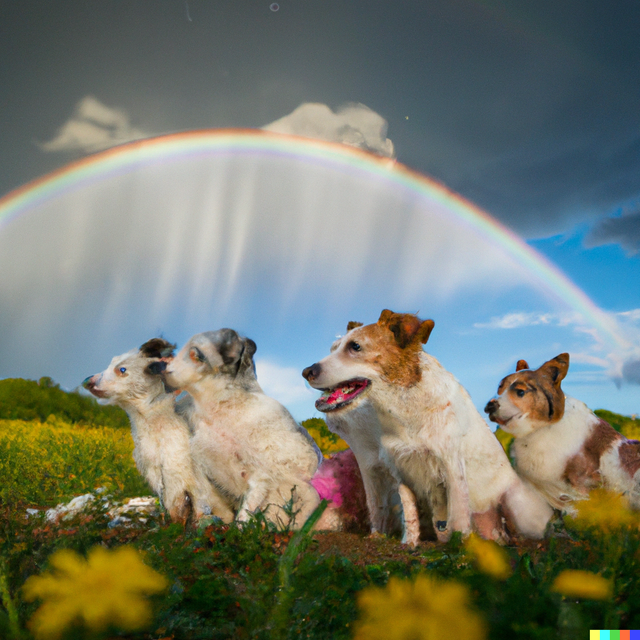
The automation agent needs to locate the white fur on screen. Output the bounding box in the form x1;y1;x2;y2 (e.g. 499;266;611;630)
165;332;322;529
325;400;421;544
86;349;233;523
501;396;640;513
311;342;553;540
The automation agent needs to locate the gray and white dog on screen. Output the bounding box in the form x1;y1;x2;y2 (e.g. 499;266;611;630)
83;338;234;525
163;329;322;529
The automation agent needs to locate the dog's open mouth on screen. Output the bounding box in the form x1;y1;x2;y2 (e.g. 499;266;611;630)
491;412;518;427
315;378;371;412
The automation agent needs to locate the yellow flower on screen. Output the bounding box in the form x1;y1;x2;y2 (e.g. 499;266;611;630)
465;533;512;580
567;488;638;533
22;545;168;640
354;573;486;640
551;570;613;600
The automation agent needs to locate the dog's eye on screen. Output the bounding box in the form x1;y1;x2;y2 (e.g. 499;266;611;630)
190;348;205;363
349;341;362;352
116;366;127;376
515;389;525;398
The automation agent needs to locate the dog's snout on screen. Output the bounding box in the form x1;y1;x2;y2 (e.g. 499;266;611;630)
484;399;499;415
302;363;321;382
82;375;96;390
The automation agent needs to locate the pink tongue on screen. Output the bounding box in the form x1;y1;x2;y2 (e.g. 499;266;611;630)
327;388;347;405
326;383;359;405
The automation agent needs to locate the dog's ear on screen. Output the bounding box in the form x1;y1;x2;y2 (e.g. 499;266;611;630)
145;360;167;376
516;359;529;372
346;321;363;332
540;353;569;385
217;329;246;367
140;338;176;359
236;338;257;378
378;310;434;348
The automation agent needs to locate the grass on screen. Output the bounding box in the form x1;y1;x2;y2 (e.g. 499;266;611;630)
0;382;639;639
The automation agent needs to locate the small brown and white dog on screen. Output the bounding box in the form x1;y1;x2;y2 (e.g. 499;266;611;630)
83;339;234;525
303;310;553;542
163;329;323;529
484;353;640;513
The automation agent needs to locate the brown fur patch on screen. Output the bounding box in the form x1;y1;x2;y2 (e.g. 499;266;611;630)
562;419;622;488
618;440;640;478
516;359;529;371
350;323;423;387
377;310;434;348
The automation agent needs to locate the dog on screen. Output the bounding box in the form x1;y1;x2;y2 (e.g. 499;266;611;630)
83;338;234;525
484;353;640;513
306;327;427;543
163;329;323;529
303;309;553;542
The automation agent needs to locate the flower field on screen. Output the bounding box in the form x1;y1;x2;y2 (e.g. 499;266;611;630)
1;384;640;639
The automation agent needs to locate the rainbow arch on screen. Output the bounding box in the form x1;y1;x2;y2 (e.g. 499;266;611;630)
0;128;626;348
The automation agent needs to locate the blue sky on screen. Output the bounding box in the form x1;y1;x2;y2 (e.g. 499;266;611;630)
0;1;638;421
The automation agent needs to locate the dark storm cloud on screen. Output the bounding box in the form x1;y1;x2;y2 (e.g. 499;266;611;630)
1;0;639;237
621;357;640;385
585;208;640;255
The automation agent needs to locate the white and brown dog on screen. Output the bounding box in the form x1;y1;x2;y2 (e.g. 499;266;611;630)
163;329;323;529
303;310;553;542
485;353;640;513
83;339;234;525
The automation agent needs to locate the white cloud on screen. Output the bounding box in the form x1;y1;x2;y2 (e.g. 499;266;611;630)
616;308;640;323
262;102;395;158
476;308;640;389
473;311;579;330
254;359;315;407
40;96;151;153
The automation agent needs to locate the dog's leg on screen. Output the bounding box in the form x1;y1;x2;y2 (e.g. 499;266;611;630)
257;481;321;530
360;462;404;537
428;482;450;543
192;469;235;523
472;507;509;543
237;477;271;523
439;456;472;537
502;479;553;539
398;484;420;546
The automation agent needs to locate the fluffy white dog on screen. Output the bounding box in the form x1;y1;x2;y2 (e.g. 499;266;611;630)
84;338;233;524
163;329;322;529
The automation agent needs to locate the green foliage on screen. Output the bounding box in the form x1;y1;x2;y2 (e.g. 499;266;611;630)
0;378;128;428
2;408;640;639
595;409;640;439
0;418;150;509
301;417;349;456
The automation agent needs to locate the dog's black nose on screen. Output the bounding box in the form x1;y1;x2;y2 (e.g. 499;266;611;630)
302;363;321;381
484;399;498;415
82;375;95;390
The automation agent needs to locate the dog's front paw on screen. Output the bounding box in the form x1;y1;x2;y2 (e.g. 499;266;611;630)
434;520;450;543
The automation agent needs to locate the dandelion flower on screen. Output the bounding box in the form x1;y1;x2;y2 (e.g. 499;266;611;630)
465;533;512;580
354;573;486;640
22;545;168;640
567;488;638;533
551;570;613;600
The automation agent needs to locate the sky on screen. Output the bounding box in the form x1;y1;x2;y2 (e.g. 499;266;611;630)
0;0;639;421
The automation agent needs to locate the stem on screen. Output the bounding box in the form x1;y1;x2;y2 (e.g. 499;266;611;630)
269;500;328;639
0;558;21;640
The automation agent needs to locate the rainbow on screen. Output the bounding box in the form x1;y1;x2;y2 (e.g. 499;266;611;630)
0;128;627;348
